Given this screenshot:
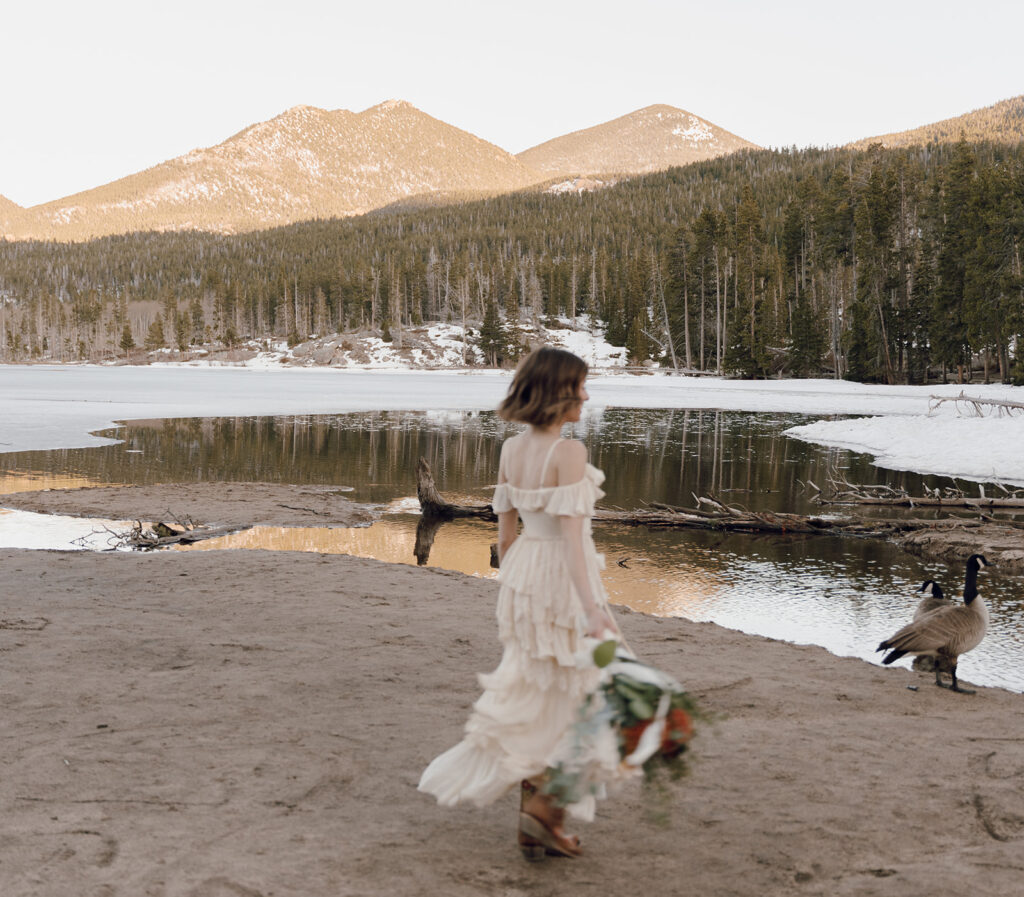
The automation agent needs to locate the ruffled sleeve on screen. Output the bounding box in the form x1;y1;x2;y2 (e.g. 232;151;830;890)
491;465;605;517
491;483;514;513
540;473;605;516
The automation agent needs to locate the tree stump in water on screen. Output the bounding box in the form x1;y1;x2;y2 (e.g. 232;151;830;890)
415;457;496;521
414;457;496;566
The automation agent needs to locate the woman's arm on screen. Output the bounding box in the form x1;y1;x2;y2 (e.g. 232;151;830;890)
559;515;615;638
555;441;616;638
496;439;518;564
497;509;519;564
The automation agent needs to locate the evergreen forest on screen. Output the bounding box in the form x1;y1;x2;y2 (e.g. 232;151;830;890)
1;138;1023;384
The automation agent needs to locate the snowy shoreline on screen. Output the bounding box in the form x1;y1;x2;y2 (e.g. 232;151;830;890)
2;363;1024;485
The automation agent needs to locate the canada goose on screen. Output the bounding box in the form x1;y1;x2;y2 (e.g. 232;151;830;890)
877;554;991;694
911;580;953;672
913;580;951;620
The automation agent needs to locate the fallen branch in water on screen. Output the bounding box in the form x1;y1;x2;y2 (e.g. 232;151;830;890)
802;465;1024;509
592;497;937;537
820;496;1024;509
928;391;1024;417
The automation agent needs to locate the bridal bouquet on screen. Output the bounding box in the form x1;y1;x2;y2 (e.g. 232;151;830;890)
544;639;699;809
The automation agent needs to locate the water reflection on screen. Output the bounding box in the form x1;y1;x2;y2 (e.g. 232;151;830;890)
182;516;499;578
0;470;118;495
2;409;1012;523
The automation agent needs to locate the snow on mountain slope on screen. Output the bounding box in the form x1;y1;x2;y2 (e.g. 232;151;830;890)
20;102;546;240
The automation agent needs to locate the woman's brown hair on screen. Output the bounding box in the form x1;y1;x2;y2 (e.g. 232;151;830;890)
497;346;588;427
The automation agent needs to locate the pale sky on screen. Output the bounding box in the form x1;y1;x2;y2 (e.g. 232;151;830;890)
3;0;1022;208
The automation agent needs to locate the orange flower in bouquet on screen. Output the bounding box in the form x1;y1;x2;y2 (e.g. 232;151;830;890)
622;708;693;757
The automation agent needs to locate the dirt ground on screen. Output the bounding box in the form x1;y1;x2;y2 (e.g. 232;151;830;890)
1;487;1023;896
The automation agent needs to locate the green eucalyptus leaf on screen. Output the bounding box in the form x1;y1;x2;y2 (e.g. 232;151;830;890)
592;639;617;668
628;697;654;719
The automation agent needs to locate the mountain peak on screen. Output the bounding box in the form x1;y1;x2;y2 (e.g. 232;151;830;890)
282;104;326;115
366;99;416;114
516;104;758;176
636;103;686;115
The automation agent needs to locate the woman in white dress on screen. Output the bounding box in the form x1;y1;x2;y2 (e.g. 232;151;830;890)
418;346;623;860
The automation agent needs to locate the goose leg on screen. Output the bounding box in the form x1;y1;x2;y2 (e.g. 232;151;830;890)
934;668;950;689
950;666;975;695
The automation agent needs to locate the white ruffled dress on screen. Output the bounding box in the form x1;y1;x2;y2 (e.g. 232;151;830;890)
418;456;621;821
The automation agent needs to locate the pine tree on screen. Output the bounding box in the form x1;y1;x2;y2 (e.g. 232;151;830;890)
144;314;166;350
933;138;977;381
502;289;525;365
626;311;651;364
119;323;135;357
476;297;504;366
789;294;826;376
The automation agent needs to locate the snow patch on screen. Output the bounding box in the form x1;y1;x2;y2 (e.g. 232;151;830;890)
786;408;1024;486
672;116;714;143
545;177;606;195
0;507;134;551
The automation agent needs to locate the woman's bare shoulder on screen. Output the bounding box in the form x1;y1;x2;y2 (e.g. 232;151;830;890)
498;434;521;478
554;438;588;484
557;438;588;460
500;433;524;454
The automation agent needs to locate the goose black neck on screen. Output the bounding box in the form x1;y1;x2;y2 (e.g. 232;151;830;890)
964;557;982;604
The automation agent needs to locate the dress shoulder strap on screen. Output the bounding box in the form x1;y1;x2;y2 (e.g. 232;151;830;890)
497;439;509;483
537;438;562;485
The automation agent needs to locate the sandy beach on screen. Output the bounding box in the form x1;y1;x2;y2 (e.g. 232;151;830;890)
2;487;1023;897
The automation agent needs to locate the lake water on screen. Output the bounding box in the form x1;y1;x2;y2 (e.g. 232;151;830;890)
2;408;1022;691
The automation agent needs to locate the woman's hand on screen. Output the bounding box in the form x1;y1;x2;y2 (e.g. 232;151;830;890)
584;606;616;639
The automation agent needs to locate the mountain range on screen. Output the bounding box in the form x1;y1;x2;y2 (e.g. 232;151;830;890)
2;95;1022;242
0;101;755;241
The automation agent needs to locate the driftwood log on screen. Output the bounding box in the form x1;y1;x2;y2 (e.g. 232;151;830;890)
136;524;248;548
